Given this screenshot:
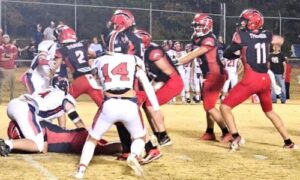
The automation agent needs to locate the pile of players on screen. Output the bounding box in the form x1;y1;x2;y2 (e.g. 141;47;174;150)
0;8;297;179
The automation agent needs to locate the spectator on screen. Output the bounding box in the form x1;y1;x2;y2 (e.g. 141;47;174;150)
100;21;112;48
268;45;287;104
89;37;103;57
43;21;56;40
33;24;43;52
0;34;18;103
285;59;292;99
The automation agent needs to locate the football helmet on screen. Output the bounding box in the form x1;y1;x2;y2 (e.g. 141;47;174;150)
50;76;69;94
7;121;24;140
191;13;213;37
134;29;152;48
111;9;135;31
38;40;57;60
56;25;77;44
239;9;264;32
107;30;130;53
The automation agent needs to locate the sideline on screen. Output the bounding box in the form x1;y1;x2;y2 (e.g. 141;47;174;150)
21;155;58;180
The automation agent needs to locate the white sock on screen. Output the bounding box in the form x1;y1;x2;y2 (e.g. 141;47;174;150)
186;93;190;99
79;140;96;167
131;138;145;157
4;139;13;150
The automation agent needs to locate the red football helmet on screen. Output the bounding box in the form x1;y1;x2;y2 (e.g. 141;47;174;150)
239;9;264;32
134;29;152;48
111;9;135;31
56;25;77;43
7;120;24;139
191;13;213;37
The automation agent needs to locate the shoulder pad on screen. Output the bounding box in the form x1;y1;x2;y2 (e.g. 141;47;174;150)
148;48;164;61
201;37;215;47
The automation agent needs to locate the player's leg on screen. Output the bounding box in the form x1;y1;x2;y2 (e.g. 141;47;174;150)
193;73;201;103
1;99;44;155
75;100;114;178
258;85;296;148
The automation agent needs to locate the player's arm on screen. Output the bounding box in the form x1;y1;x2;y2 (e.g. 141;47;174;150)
136;67;160;111
224;32;242;60
57;114;67;129
149;48;174;76
178;46;209;65
63;101;86;128
51;50;63;75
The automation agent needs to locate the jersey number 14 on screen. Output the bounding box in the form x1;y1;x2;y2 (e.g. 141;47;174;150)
101;63;130;82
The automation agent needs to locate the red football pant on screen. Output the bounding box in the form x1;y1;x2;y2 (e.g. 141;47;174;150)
222;69;272;112
145;71;183;106
202;73;226;111
69;75;103;107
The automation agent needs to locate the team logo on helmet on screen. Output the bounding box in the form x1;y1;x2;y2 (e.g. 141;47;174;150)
134;29;152;49
239;9;264;32
111;9;135;31
191;13;213;37
56;25;77;44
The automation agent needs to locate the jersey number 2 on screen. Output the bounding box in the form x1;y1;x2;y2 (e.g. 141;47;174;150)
101;63;130;82
254;43;266;64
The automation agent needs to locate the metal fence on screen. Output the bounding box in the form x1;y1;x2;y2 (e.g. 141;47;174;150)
1;0;300;52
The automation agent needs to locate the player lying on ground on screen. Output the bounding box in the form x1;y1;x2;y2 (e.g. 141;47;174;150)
220;8;297;151
2;120;121;155
0;77;86;156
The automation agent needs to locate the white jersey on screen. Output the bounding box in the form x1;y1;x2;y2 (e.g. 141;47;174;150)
24;88;76;122
93;53;145;91
166;49;176;61
175;51;188;72
224;58;239;74
193;58;202;74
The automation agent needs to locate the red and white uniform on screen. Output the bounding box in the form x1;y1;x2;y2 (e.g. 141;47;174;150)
6;88;76;152
192;33;226;111
222;58;239;93
23;40;57;94
90;53;159;140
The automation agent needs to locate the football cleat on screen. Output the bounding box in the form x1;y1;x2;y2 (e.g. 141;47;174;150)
116;153;130;161
229;135;245;152
140;149;162;165
0;139;10;157
283;143;298;149
186;98;191;103
192;96;200;103
74;165;86;179
158;134;172;147
221;133;233;144
127;154;144;177
199;133;216;141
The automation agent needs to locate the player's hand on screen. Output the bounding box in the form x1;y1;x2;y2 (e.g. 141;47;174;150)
48;60;57;70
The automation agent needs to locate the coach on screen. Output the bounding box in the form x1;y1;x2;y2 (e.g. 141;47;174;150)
0;34;17;103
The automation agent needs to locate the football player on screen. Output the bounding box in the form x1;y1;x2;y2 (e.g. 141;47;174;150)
177;13;231;143
6;120;121;155
74;33;160;178
135;29;184;146
21;40;58;94
0;77;85;156
220;9;296;151
52;25;103;107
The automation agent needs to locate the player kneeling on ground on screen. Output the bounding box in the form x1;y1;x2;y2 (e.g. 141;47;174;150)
0;77;85;156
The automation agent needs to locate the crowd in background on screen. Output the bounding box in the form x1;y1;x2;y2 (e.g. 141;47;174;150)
0;19;294;104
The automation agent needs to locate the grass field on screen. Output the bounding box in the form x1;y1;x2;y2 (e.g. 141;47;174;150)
0;100;299;179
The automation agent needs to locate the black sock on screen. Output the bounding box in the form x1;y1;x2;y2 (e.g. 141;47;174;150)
232;133;240;139
221;128;229;135
284;139;292;145
154;132;160;139
159;131;167;137
206;128;214;134
116;124;131;153
145;140;157;153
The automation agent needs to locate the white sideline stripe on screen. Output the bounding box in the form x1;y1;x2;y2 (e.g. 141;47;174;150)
21;155;58;180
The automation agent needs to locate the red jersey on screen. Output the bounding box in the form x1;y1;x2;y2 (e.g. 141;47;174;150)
285;63;291;82
192;33;225;78
0;44;17;69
